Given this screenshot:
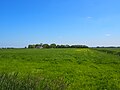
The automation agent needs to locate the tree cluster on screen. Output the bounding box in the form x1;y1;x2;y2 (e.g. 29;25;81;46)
28;43;88;49
96;46;120;48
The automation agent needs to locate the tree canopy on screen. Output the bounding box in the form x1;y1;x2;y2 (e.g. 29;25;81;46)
28;43;88;49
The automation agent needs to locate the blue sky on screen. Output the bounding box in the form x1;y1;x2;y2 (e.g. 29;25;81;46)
0;0;120;47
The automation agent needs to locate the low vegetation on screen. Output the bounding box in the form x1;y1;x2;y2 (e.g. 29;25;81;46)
0;72;68;90
95;48;120;56
0;48;120;90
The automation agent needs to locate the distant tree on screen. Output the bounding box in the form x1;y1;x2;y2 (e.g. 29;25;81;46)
28;43;88;49
40;43;43;47
56;45;60;48
28;45;32;48
60;45;66;48
96;46;100;48
65;45;70;48
50;43;56;48
71;45;88;48
35;44;40;48
42;44;49;48
28;45;35;48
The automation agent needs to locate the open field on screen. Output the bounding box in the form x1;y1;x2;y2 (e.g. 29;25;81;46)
0;48;120;90
95;48;120;56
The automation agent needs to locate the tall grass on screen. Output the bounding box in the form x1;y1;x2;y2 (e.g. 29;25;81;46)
0;72;68;90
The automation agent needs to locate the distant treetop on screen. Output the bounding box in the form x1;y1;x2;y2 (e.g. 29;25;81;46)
28;43;88;49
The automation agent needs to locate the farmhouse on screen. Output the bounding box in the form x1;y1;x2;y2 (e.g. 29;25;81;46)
36;46;43;49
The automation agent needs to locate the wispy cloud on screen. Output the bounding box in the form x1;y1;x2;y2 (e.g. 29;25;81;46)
87;17;93;19
105;34;111;37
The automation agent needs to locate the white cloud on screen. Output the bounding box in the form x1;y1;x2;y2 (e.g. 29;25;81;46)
87;17;92;19
105;34;111;37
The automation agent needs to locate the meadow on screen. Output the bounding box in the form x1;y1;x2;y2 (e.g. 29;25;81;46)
95;48;120;56
0;48;120;90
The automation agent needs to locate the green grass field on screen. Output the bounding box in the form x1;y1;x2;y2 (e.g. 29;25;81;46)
95;48;120;56
0;48;120;90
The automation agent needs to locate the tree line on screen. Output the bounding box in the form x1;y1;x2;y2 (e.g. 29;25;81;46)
96;46;120;48
28;43;88;48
